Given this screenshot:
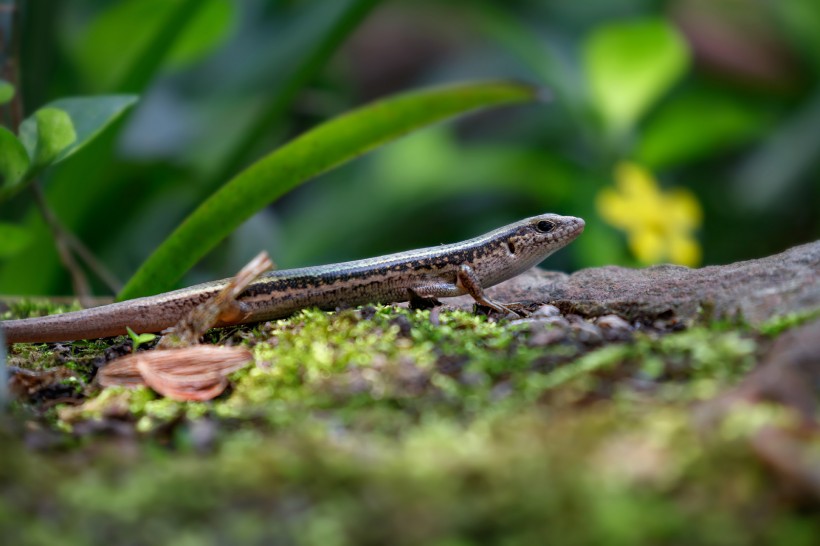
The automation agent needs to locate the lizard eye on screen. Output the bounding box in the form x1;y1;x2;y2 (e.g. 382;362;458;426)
535;220;555;233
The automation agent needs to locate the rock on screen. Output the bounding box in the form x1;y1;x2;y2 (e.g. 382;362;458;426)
526;326;568;347
531;304;561;318
447;241;820;325
596;315;632;331
596;314;634;342
569;321;604;345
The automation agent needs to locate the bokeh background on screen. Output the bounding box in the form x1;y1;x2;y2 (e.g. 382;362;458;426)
1;0;818;296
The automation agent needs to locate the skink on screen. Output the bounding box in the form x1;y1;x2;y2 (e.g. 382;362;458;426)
2;213;584;343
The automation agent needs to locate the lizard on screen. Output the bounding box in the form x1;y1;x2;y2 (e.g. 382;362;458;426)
2;213;584;343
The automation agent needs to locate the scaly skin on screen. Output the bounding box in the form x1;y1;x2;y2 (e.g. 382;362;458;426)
2;214;584;343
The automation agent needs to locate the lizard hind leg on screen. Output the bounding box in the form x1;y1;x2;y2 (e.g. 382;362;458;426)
407;288;442;310
456;264;521;316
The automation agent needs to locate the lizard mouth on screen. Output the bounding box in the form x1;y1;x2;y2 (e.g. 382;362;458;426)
558;216;585;240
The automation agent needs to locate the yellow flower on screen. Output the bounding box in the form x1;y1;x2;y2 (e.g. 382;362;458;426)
597;162;702;266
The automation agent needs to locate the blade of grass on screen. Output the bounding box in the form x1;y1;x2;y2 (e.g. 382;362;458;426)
210;0;382;185
119;80;540;299
474;2;570;103
114;0;207;92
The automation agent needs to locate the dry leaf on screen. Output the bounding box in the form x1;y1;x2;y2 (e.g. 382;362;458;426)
157;251;274;348
98;252;269;401
99;346;253;402
136;360;229;402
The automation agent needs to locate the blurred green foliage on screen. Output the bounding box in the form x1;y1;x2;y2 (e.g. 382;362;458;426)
0;0;818;297
119;82;538;299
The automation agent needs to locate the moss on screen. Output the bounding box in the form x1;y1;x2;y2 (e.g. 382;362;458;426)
756;308;820;336
11;305;772;430
2;405;819;545
1;297;83;320
2;302;819;543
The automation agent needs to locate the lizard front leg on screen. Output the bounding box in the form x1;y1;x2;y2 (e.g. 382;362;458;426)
456;264;519;316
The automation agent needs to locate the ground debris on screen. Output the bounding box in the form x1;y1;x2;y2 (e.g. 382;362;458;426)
92;252;271;401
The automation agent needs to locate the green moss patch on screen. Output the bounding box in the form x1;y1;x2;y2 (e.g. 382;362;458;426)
2;304;819;544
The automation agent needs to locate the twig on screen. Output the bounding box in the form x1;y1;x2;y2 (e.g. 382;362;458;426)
30;181;92;303
62;228;123;293
98;252;270;401
157;251;274;348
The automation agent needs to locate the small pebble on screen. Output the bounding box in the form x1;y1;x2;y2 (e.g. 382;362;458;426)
541;316;570;328
531;304;561;318
188;418;218;453
511;315;570;328
653;319;675;331
596;314;634;341
490;380;514;401
570;321;604;345
596;314;632;331
527;327;568;347
564;314;585;324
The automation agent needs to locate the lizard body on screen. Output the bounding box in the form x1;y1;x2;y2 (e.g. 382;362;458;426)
2;213;584;343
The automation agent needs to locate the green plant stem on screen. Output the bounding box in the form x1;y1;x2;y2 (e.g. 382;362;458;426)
30;182;92;302
115;0;203;93
64;231;123;294
30;181;122;297
210;0;382;187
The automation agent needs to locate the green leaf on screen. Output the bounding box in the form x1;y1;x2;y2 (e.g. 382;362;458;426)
72;0;232;91
0;79;14;104
0;127;31;199
476;4;570;106
167;0;233;67
0;1;377;296
0;223;32;258
208;0;381;185
126;326;157;353
638;87;771;169
583;18;690;134
118;81;539;300
19;108;78;170
18;95;138;170
777;0;820;72
732;90;820;210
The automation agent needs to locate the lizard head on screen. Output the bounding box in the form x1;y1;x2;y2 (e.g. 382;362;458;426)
493;213;585;277
513;213;584;254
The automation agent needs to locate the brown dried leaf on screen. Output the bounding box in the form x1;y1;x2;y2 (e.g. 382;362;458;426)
157;251;274;348
99;250;268;400
98;345;252;402
136;360;228;402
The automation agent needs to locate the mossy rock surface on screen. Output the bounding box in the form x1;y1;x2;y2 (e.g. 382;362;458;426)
2;243;820;545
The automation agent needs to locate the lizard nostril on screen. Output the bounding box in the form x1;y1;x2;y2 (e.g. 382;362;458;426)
506;240;516;255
